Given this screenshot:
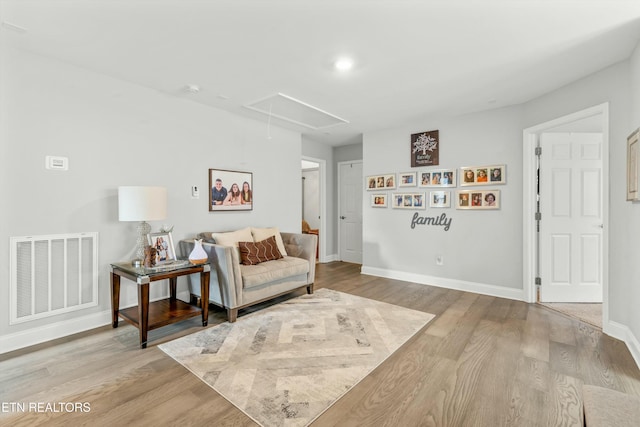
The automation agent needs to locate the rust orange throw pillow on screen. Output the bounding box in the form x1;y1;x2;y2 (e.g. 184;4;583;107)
238;235;283;265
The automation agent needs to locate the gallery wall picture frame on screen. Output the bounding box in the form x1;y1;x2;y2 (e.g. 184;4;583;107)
366;174;396;190
209;169;253;211
147;231;177;264
419;169;457;188
459;164;506;186
398;172;417;187
627;128;640;201
371;194;388;208
429;191;451;208
391;192;426;209
456;190;500;210
411;130;439;167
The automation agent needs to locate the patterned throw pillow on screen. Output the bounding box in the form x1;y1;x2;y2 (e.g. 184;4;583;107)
238;235;283;265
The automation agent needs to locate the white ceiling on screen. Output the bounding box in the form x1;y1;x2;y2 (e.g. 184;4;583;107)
2;0;640;146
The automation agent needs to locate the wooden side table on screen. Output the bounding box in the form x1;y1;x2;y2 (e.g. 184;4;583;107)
110;262;210;348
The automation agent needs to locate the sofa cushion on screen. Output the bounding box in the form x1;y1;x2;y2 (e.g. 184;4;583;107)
251;227;288;257
240;256;309;289
238;236;283;265
211;227;253;260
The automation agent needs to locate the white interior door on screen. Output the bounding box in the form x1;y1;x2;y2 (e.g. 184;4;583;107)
339;161;362;263
539;132;603;302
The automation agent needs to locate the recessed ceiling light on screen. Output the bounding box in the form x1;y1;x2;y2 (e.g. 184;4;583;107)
334;57;354;71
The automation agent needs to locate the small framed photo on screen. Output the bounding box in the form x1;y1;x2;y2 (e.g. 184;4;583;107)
367;174;396;190
371;194;388;207
429;191;451;208
627;129;640;201
456;190;500;210
398;172;417;187
391;192;426;209
147;232;177;264
419;169;456;187
459;165;506;186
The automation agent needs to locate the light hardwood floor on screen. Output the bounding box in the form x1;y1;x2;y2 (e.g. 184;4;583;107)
1;262;639;426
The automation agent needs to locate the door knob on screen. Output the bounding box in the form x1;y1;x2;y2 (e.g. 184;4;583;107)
340;216;346;219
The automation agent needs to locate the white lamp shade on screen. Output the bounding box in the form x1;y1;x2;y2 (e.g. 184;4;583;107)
118;186;167;222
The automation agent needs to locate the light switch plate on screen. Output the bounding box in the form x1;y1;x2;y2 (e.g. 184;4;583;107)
191;186;200;199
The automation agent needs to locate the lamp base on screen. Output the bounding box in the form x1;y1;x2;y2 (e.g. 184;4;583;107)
135;221;151;261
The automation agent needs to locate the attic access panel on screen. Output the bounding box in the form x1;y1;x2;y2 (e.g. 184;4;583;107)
244;93;349;130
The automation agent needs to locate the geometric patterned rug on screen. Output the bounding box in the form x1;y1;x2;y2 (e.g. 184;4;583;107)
159;288;435;427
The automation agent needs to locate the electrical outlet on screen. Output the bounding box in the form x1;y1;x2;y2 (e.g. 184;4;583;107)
436;255;444;265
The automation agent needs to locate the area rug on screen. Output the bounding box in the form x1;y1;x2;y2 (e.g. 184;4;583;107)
159;288;434;427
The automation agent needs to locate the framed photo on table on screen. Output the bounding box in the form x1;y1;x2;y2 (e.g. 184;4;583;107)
147;232;177;264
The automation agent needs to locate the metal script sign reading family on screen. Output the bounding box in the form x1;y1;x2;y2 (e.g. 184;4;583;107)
411;130;439;167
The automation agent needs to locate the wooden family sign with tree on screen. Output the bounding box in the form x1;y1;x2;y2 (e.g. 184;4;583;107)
411;130;439;167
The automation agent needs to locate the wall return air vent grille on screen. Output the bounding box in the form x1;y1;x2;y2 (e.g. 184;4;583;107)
244;93;349;130
10;232;99;324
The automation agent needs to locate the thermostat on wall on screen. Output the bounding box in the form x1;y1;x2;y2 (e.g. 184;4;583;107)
45;155;69;171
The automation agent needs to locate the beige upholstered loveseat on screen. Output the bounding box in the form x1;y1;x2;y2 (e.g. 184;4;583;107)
180;227;317;322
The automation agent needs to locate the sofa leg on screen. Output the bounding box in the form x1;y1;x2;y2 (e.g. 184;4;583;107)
227;308;238;323
307;284;314;294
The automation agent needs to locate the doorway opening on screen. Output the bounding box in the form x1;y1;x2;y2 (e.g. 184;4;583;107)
523;103;609;329
301;157;326;262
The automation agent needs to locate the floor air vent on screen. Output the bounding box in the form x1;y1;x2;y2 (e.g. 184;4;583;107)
10;232;99;324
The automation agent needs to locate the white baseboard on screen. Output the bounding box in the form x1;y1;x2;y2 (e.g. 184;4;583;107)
1;310;112;355
605;320;640;370
322;253;340;263
1;292;192;355
361;265;525;301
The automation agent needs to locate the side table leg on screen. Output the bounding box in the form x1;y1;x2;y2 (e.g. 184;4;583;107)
169;277;177;300
201;270;210;327
138;283;150;348
110;272;120;328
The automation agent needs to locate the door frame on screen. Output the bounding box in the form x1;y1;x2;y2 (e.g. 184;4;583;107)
337;160;363;262
302;155;327;263
522;103;609;322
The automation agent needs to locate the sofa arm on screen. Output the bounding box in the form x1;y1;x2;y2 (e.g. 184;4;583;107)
281;232;317;285
179;240;242;308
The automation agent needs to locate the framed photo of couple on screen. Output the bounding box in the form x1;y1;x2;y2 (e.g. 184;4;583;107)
209;169;253;211
459;165;506;186
418;169;456;188
456;190;500;210
371;194;388;207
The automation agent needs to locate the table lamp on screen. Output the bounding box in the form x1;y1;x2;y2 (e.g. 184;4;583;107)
118;186;167;262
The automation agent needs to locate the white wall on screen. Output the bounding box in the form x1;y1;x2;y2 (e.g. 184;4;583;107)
363;108;524;298
522;61;636;348
363;58;640;365
0;48;302;352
